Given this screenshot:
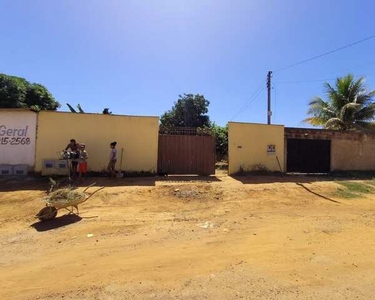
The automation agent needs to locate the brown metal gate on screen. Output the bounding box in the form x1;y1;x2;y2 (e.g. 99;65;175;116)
158;128;216;175
287;139;331;173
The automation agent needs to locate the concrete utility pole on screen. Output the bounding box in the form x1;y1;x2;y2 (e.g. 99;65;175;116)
267;71;273;125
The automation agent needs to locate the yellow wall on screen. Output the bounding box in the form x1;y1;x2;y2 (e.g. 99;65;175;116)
228;122;285;175
35;111;159;173
332;137;375;171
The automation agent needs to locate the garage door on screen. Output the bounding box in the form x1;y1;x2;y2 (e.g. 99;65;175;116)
287;139;331;173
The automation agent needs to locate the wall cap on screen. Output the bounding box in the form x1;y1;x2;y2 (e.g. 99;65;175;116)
228;121;284;127
37;110;159;119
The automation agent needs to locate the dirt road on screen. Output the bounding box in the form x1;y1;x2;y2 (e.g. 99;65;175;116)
1;174;375;299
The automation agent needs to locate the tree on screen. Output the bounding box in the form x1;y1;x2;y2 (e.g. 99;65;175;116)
0;73;59;110
304;74;375;130
211;122;228;157
160;94;210;128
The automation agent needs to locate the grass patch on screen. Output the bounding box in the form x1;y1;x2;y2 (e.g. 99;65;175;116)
335;181;374;199
364;179;375;187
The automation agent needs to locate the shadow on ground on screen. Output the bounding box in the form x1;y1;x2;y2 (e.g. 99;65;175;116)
1;175;222;192
31;214;82;232
231;174;331;185
296;182;341;204
231;173;375;185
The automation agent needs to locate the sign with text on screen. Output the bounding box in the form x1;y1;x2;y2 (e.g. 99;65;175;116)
0;111;37;166
267;144;276;155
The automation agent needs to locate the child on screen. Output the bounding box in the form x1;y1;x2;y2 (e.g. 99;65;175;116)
64;139;80;177
108;141;117;178
78;143;88;180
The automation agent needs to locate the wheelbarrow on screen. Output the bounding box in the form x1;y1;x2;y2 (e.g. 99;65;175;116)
35;183;104;221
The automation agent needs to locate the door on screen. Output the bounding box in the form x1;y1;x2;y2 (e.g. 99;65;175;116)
287;139;331;173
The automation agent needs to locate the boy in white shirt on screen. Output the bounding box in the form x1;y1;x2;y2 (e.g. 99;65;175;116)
78;143;89;180
107;141;117;178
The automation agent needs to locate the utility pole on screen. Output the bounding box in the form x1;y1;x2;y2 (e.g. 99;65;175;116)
267;71;273;125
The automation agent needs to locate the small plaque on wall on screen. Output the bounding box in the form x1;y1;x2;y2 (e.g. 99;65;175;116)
267;144;276;155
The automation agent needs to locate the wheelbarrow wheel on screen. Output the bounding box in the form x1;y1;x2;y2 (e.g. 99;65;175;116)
36;207;58;221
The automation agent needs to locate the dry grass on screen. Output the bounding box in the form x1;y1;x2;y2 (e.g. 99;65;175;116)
44;187;86;208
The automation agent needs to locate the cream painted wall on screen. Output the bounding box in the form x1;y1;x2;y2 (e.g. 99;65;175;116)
35;111;159;173
228;122;285;175
0;110;37;167
332;137;375;171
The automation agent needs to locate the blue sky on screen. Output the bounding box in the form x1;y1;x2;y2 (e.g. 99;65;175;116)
1;0;375;127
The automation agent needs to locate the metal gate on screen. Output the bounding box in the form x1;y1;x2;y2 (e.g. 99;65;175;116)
158;127;216;175
287;139;331;173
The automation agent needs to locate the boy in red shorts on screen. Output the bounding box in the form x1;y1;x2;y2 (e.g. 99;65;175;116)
78;143;89;180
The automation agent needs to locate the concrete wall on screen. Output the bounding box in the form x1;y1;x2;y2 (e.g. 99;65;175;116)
332;135;375;171
0;109;37;167
228;122;285;175
35;111;159;173
285;128;375;171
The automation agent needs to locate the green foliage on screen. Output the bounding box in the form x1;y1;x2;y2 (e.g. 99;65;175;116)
304;74;375;130
335;181;373;198
0;73;59;110
210;122;228;156
160;94;210;128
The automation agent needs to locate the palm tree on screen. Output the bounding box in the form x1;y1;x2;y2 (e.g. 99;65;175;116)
304;74;375;130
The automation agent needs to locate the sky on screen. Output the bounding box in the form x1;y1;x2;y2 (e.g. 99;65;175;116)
1;0;375;127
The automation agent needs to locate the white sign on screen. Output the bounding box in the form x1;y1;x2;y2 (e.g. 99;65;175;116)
267;144;276;155
0;111;37;166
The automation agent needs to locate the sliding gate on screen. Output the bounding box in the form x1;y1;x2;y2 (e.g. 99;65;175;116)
158;127;216;175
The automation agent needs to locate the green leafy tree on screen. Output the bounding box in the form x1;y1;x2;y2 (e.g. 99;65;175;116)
211;122;228;157
160;94;210;128
0;73;59;110
304;74;375;130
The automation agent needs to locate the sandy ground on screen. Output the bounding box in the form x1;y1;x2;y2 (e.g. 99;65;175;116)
1;173;375;300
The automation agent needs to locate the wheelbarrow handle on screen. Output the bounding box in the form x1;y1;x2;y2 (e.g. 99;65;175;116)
83;182;97;193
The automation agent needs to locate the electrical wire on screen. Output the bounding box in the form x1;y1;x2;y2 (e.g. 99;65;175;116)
273;83;276;122
275;78;336;84
230;87;266;121
230;79;266;120
274;35;375;73
274;72;375;84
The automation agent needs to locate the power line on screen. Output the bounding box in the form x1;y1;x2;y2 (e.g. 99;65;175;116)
242;87;265;111
275;73;375;84
230;79;265;120
275;78;336;84
231;83;265;120
230;85;266;121
274;35;375;73
273;83;276;122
